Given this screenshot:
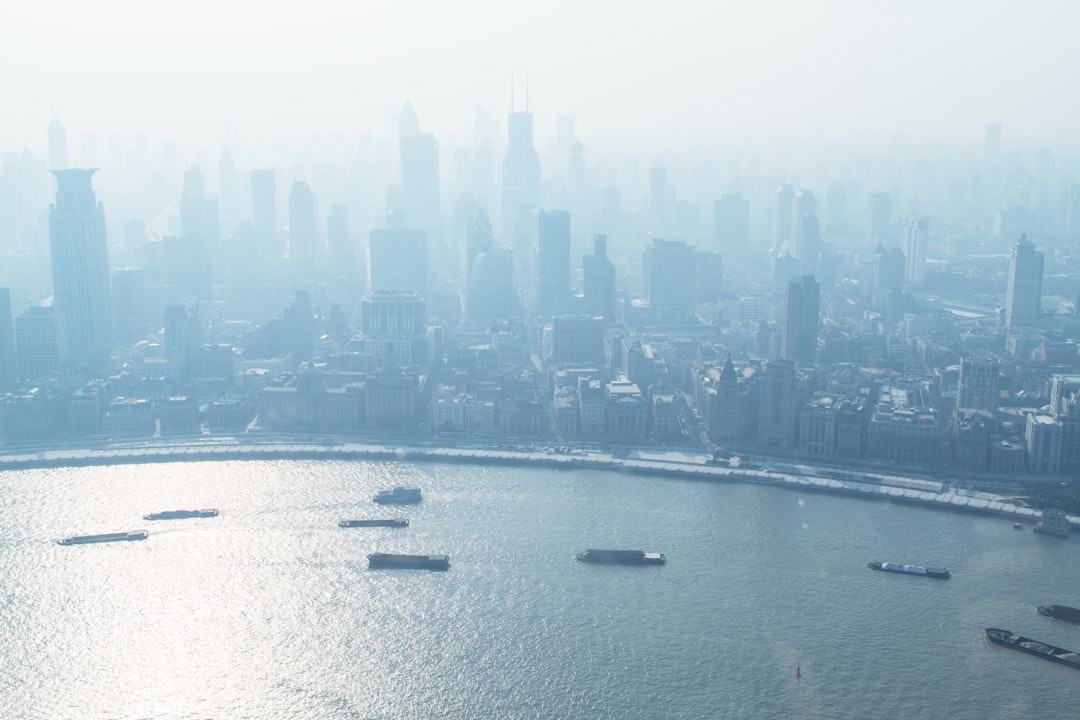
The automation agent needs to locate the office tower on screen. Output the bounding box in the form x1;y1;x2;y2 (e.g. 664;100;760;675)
327;204;350;271
218;148;241;233
14;306;61;380
867;191;891;244
501;109;541;239
465;209;494;281
649;167;668;235
695;251;724;303
369;210;428;296
251;169;277;258
1005;234;1044;329
872;244;906;299
288;181;318;264
824;182;847;235
47;117;68;170
713;193;749;254
958;356;1000;411
163;304;202;383
0;288;16;390
111;268;148;344
774;184;794;252
583;234;616;321
552;315;605;365
783;275;819;365
903;216;928;287
758;359;798;450
48;169;112;358
792;189;816;250
796;215;821;278
536;209;571;315
466;248;516;323
180;166;220;246
642;238;696;320
398;103;440;230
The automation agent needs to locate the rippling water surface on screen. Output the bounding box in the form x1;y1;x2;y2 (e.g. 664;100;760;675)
2;459;1079;719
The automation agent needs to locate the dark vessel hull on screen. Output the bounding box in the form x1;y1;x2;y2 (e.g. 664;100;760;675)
985;628;1080;670
339;518;409;528
373;487;422;505
1037;605;1080;624
58;530;148;545
576;549;666;566
367;553;449;570
867;561;950;579
143;509;218;520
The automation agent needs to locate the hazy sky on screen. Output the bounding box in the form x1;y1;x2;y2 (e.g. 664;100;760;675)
2;0;1078;154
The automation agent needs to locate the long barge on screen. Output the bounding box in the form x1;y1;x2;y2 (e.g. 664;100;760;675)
575;549;666;566
985;628;1080;670
58;530;148;546
367;553;449;570
867;561;950;579
143;509;218;520
339;518;409;528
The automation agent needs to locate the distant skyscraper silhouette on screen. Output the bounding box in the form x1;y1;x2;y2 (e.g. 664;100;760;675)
867;191;891;245
825;182;848;236
796;215;821;278
47;117;68;170
501;108;541;239
288;181;318;264
327;204;350;271
14;306;62;380
1005;234;1044;329
369;209;428;296
466;247;516;323
398;103;440;230
251;169;278;258
180;166;220;246
536;209;571;315
903;216;928;287
713;193;749;254
0;288;16;390
465;209;494;281
583;235;616;321
774;185;794;252
218;148;241;233
642;238;696;321
650;167;669;235
111;268;148;344
783;275;819;364
49;169;112;358
792;189;815;250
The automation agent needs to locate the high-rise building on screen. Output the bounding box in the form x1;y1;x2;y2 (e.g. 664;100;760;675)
903;215;928;287
867;191;891;245
465;209;494;281
501;109;541;240
14;306;62;380
466;248;516;323
583;235;616;321
758;359;798;450
47;117;68;170
774;185;794;252
958;356;1000;411
288;181;318;264
536;209;571;315
398;103;440;230
111;268;148;344
649;167;669;235
783;275;819;365
642;239;696;319
180;166;220;246
48;169;112;358
795;215;821;278
792;189;816;250
369;210;428;296
163;304;202;383
713;193;749;254
824;182;847;236
326;204;351;271
251;169;277;258
0;288;16;391
1005;234;1044;329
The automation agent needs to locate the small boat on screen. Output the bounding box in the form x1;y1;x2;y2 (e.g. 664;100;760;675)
985;628;1080;671
1034;509;1071;538
575;549;666;566
1013;522;1023;530
373;486;422;505
58;530;148;546
1037;605;1080;624
867;561;950;579
339;518;409;528
367;553;449;570
143;509;218;521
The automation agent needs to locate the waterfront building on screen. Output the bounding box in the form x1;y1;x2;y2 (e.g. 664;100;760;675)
0;288;16;391
758;359;798;451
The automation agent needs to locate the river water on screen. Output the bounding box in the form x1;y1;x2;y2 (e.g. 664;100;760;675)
1;459;1078;719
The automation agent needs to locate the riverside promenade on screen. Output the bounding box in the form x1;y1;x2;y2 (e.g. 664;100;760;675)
0;438;1075;529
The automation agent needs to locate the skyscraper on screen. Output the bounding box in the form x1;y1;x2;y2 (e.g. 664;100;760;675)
796;215;821;278
49;169;112;358
47;117;68;170
288;181;318;264
466;248;516;323
0;288;16;390
327;204;351;271
218;148;241;234
957;355;1000;411
251;169;277;258
867;191;891;245
713;193;749;255
369;210;428;296
642;238;696;321
501;109;541;239
583;234;616;321
180;166;220;246
758;359;798;450
536;209;571;315
14;306;62;380
774;184;794;252
465;209;494;281
398;103;440;230
1005;234;1044;329
903;215;928;287
783;275;819;365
